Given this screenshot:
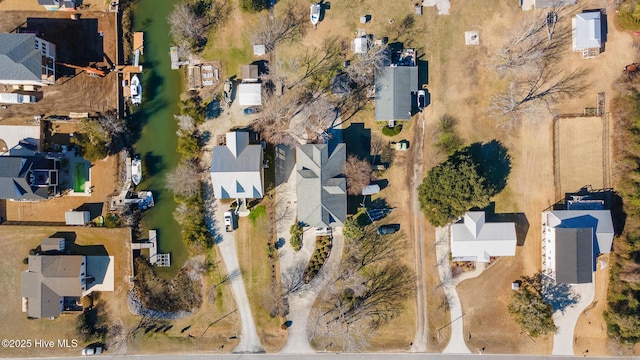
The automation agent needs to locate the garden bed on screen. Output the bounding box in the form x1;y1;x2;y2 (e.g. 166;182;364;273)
303;235;332;283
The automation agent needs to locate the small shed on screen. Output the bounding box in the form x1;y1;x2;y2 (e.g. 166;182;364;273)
41;238;65;252
241;65;259;82
572;11;603;58
237;83;262;106
253;44;266;56
65;211;90;226
362;184;381;196
353;36;369;54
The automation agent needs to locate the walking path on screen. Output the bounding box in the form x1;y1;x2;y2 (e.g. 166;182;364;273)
435;226;475;354
551;282;595;356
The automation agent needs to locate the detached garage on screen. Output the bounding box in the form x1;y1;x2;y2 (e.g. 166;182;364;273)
65;211;90;226
237;83;262;106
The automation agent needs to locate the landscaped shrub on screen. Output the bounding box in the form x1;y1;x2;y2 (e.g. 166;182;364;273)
302;236;332;283
381;124;402;136
289;222;303;251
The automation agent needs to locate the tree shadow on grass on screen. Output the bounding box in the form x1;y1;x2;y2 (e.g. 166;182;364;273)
468;140;511;195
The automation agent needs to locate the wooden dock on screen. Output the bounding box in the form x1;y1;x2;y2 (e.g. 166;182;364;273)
131;230;170;267
133;32;144;55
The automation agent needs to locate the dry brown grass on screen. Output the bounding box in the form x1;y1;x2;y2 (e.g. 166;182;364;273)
0;225;241;357
235;208;287;353
556;116;606;196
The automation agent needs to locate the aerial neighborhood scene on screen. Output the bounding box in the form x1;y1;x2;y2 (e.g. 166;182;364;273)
2;0;640;358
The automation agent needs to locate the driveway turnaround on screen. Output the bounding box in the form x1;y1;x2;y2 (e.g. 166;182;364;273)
551;282;595;355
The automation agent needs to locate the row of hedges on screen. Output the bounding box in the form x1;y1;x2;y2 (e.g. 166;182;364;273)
303;236;332;283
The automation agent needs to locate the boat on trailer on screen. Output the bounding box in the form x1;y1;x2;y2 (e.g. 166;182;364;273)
310;3;321;26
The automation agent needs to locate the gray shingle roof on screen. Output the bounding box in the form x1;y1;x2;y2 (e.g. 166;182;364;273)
0;34;41;83
0;156;54;200
554;228;593;284
374;65;418;121
21;255;84;318
296;144;346;228
210;132;263;199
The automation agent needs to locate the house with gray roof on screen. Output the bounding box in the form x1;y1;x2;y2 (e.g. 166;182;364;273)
572;11;603;58
450;211;517;262
296;144;347;228
374;49;419;122
21;252;86;318
210;132;263;200
0;33;56;86
0;155;59;201
542;205;614;284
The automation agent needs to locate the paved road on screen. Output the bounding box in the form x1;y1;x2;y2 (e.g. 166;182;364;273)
23;353;623;360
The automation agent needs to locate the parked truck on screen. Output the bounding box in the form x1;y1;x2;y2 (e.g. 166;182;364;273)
224;211;234;232
0;93;36;104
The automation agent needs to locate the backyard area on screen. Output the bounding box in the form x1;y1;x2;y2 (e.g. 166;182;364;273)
555;116;608;198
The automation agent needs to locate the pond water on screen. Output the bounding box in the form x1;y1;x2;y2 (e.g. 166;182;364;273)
131;0;185;276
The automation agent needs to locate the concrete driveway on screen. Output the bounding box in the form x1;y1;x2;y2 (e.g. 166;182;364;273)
551;281;594;355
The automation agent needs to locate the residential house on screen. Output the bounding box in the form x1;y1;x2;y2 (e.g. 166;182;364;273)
21;252;86;318
296;144;347;228
210;132;264;200
542;193;614;284
572;11;603;58
0;155;59;201
0;33;56;87
450;211;517;262
374;48;418;123
37;0;76;11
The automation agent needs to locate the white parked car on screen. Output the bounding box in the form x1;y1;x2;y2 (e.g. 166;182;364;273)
81;345;103;356
417;89;426;110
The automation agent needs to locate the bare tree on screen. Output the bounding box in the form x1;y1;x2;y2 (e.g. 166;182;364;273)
345;44;390;86
98;110;126;138
343;155;373;195
344;225;406;272
168;2;208;51
251;3;307;52
174;114;196;134
282;260;310;296
165;160;202;198
286;36;344;90
251;91;303;147
491;66;588;129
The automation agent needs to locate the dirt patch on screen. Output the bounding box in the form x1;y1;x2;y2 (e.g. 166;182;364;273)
555;116;606;197
0;10;118;124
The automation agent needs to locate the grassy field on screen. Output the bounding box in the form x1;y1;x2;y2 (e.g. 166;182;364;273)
235;204;287;352
0;226;241;357
556;116;606;196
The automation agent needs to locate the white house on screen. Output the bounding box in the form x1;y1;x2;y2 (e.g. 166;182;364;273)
542;208;613;284
450;211;517;262
210;132;263;200
572;11;603;58
0;34;56;87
